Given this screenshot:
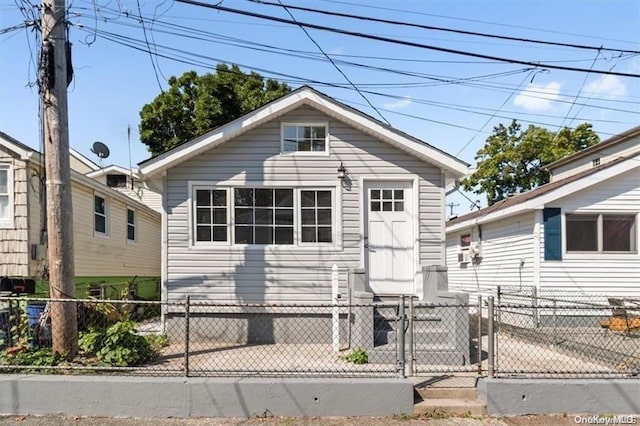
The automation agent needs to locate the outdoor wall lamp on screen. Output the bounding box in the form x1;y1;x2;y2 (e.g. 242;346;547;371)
337;162;347;180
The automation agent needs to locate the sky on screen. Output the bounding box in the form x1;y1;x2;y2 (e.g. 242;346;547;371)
1;0;639;216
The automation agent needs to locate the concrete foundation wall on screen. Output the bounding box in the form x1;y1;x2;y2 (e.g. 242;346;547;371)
478;378;640;416
166;308;373;346
0;375;414;418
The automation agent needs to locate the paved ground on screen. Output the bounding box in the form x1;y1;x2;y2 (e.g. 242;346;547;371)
0;414;585;425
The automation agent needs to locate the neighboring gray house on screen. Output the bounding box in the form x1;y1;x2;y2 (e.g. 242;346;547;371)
138;86;469;306
445;125;640;303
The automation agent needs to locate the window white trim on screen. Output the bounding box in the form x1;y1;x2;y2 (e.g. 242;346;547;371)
280;122;330;155
126;207;137;244
93;193;109;237
0;164;13;229
187;181;341;250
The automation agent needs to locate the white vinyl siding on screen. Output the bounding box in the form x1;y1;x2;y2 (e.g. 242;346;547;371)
446;213;536;298
166;106;444;304
541;168;640;298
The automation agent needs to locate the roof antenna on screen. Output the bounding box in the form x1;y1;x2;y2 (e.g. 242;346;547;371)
127;125;134;190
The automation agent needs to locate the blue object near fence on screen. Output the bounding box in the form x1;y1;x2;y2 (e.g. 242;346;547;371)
26;303;47;327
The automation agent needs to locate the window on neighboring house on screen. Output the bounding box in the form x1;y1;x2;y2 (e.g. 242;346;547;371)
460;234;471;248
127;208;136;242
566;213;636;253
301;190;332;243
0;165;12;228
235;188;294;245
192;186;334;246
107;174;127;188
94;194;108;235
282;124;328;153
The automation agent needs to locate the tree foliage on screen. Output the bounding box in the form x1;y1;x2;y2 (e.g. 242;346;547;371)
462;120;600;205
139;64;292;155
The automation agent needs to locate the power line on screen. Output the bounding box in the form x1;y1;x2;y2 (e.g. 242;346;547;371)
173;0;640;78
275;0;390;125
317;0;640;46
73;23;640;121
251;0;640;55
136;0;164;93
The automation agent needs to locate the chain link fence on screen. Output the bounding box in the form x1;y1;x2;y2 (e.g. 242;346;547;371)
2;292;637;378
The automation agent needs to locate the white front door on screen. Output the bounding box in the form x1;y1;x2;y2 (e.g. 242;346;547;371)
364;181;415;294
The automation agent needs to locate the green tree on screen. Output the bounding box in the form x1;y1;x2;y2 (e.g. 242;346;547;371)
139;64;292;155
462;120;600;205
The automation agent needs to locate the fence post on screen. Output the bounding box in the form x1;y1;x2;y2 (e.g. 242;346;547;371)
552;299;557;345
407;296;414;377
533;286;539;327
184;296;190;377
331;264;340;352
477;295;483;375
397;295;406;379
487;296;495;378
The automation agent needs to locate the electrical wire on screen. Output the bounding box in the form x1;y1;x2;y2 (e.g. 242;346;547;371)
251;0;640;55
174;0;640;78
275;0;390;125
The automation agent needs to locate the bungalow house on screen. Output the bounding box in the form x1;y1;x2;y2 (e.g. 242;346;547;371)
137;86;469;307
0;132;161;297
445;125;640;304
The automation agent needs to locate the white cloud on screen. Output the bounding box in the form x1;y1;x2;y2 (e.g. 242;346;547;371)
513;81;561;112
383;96;412;110
584;75;627;98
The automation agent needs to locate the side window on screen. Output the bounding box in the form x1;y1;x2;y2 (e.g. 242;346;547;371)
94;195;108;235
127;208;136;242
0;165;12;228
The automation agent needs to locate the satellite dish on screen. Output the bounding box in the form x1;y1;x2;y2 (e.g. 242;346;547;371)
91;141;110;159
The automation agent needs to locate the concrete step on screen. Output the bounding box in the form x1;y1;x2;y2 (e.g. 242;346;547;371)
415;386;477;400
413;398;486;417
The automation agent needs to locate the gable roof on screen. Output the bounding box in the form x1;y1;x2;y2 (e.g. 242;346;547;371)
70;148;100;171
546;125;640;171
87;164;140;179
138;86;469;178
0;132;158;217
447;152;640;232
0;131;35;159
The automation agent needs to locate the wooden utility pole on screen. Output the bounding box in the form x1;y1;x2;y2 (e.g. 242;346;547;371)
41;0;77;356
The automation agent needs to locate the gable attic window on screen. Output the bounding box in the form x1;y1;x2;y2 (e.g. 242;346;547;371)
106;173;127;188
0;164;13;229
566;214;636;253
281;124;328;153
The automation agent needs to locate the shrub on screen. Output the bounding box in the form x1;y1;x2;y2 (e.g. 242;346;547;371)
339;348;369;364
79;321;157;367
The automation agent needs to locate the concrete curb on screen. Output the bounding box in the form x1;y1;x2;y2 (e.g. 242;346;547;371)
478;378;640;416
0;375;414;418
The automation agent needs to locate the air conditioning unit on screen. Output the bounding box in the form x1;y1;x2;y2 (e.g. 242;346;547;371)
470;242;483;259
457;250;471;264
